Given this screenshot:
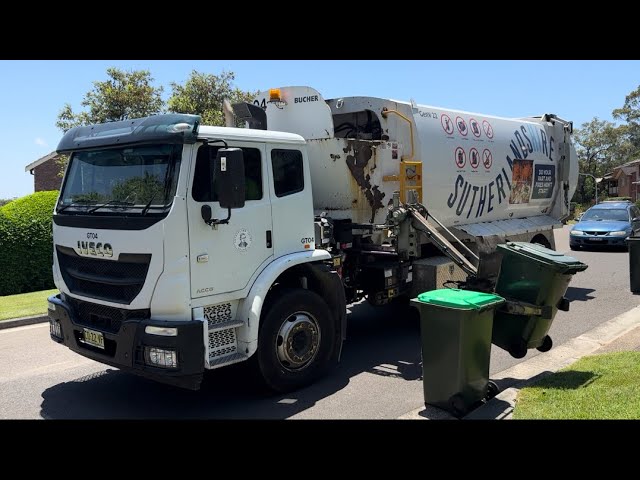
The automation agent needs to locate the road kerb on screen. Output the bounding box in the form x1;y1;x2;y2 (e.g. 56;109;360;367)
0;314;49;331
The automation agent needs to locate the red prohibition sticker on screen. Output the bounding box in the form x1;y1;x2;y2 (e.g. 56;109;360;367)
455;147;466;168
456;116;468;136
469;148;480;169
441;114;454;135
482;120;494;139
469;118;481;138
482;149;493;169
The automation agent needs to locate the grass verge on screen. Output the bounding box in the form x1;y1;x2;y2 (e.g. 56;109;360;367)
513;351;640;419
0;289;58;321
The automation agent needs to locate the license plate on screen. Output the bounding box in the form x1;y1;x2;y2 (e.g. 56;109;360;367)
589;237;604;242
83;328;105;349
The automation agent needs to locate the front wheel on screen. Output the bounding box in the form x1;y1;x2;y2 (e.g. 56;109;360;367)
256;288;337;392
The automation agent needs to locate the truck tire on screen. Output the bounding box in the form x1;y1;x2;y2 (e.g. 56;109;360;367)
256;288;337;392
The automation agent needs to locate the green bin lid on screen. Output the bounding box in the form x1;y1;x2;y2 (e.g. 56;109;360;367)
416;288;504;310
497;242;588;273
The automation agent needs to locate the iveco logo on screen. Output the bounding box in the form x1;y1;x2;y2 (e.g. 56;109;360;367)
77;241;113;258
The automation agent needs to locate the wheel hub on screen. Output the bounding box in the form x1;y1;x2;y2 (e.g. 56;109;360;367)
276;312;321;371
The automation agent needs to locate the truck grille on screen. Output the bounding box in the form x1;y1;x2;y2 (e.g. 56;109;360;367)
56;246;151;304
67;297;150;333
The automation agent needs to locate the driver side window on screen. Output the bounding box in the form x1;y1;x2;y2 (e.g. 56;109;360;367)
192;144;262;202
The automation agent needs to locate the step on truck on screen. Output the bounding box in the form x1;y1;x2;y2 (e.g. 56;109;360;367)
47;86;578;391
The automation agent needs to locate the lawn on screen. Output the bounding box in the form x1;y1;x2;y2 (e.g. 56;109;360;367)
513;351;640;419
0;289;58;321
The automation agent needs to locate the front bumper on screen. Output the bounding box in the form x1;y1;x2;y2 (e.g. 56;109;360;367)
47;294;204;390
570;235;628;247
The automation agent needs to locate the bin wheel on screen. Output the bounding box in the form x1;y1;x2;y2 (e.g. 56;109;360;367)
508;342;528;359
486;381;500;399
537;335;553;353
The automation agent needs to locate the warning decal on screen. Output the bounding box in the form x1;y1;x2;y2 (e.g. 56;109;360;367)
455;147;466;169
441;114;454;135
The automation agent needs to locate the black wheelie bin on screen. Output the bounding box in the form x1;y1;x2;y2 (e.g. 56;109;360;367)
492;242;588;359
626;236;640;294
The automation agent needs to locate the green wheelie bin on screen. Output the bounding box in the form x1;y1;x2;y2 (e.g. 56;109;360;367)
492;242;588;359
411;289;505;417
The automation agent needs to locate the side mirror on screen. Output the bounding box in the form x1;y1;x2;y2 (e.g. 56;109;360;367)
201;204;212;224
214;148;245;209
633;217;640;222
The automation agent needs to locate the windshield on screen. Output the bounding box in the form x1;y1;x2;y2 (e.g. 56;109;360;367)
581;208;629;222
58;144;182;214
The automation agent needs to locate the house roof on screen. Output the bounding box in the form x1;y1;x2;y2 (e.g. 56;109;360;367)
620;158;640;168
24;151;59;172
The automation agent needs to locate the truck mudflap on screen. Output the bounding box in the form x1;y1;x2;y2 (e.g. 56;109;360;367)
47;294;205;390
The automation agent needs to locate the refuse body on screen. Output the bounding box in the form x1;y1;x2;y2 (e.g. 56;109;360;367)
411;289;505;417
492;242;588;359
626;236;640;294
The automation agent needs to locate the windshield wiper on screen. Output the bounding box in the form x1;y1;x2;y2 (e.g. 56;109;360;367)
87;199;136;213
141;191;162;216
57;200;96;213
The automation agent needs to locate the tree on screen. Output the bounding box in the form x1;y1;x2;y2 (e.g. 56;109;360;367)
56;67;164;133
572;117;632;203
167;70;255;126
613;85;640;152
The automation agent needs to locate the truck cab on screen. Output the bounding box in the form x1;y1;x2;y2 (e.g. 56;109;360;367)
48;114;346;391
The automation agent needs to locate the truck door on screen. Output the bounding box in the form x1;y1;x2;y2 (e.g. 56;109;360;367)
187;141;273;297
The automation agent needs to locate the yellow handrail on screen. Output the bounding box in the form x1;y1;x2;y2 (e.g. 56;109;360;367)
381;108;414;161
381;107;421;202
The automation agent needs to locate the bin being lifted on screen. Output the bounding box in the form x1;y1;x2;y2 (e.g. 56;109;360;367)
491;242;588;358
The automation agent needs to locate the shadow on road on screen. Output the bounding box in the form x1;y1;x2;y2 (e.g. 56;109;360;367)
565;286;596;302
40;301;423;419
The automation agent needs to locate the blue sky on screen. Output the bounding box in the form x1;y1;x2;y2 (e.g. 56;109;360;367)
2;60;639;199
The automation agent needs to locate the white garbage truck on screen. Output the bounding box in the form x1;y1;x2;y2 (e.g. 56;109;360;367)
47;86;578;391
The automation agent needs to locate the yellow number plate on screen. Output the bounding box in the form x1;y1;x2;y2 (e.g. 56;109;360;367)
83;328;105;349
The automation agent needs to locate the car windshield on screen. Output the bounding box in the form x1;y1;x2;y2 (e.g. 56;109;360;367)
58;144;182;214
581;208;629;222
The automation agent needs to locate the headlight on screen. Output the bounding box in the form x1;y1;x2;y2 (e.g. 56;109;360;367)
570;230;584;236
608;231;629;237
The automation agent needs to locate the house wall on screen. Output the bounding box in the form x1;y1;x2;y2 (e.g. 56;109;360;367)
618;175;630;197
33;158;62;191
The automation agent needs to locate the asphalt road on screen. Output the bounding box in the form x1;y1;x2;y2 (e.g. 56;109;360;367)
0;225;637;419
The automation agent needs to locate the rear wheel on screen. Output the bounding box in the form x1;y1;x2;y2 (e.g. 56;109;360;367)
255;288;337;392
531;234;552;249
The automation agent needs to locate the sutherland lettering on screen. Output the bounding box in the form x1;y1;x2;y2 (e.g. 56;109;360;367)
447;172;509;219
506;125;555;169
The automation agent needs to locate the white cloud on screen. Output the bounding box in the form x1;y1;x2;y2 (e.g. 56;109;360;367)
34;137;48;147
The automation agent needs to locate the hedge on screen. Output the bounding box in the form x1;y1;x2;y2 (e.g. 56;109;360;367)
0;191;59;296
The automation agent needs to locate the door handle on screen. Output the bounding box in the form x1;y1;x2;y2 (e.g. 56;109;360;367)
266;230;272;248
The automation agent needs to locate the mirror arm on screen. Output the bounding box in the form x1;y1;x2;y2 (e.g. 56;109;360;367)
206;208;232;226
